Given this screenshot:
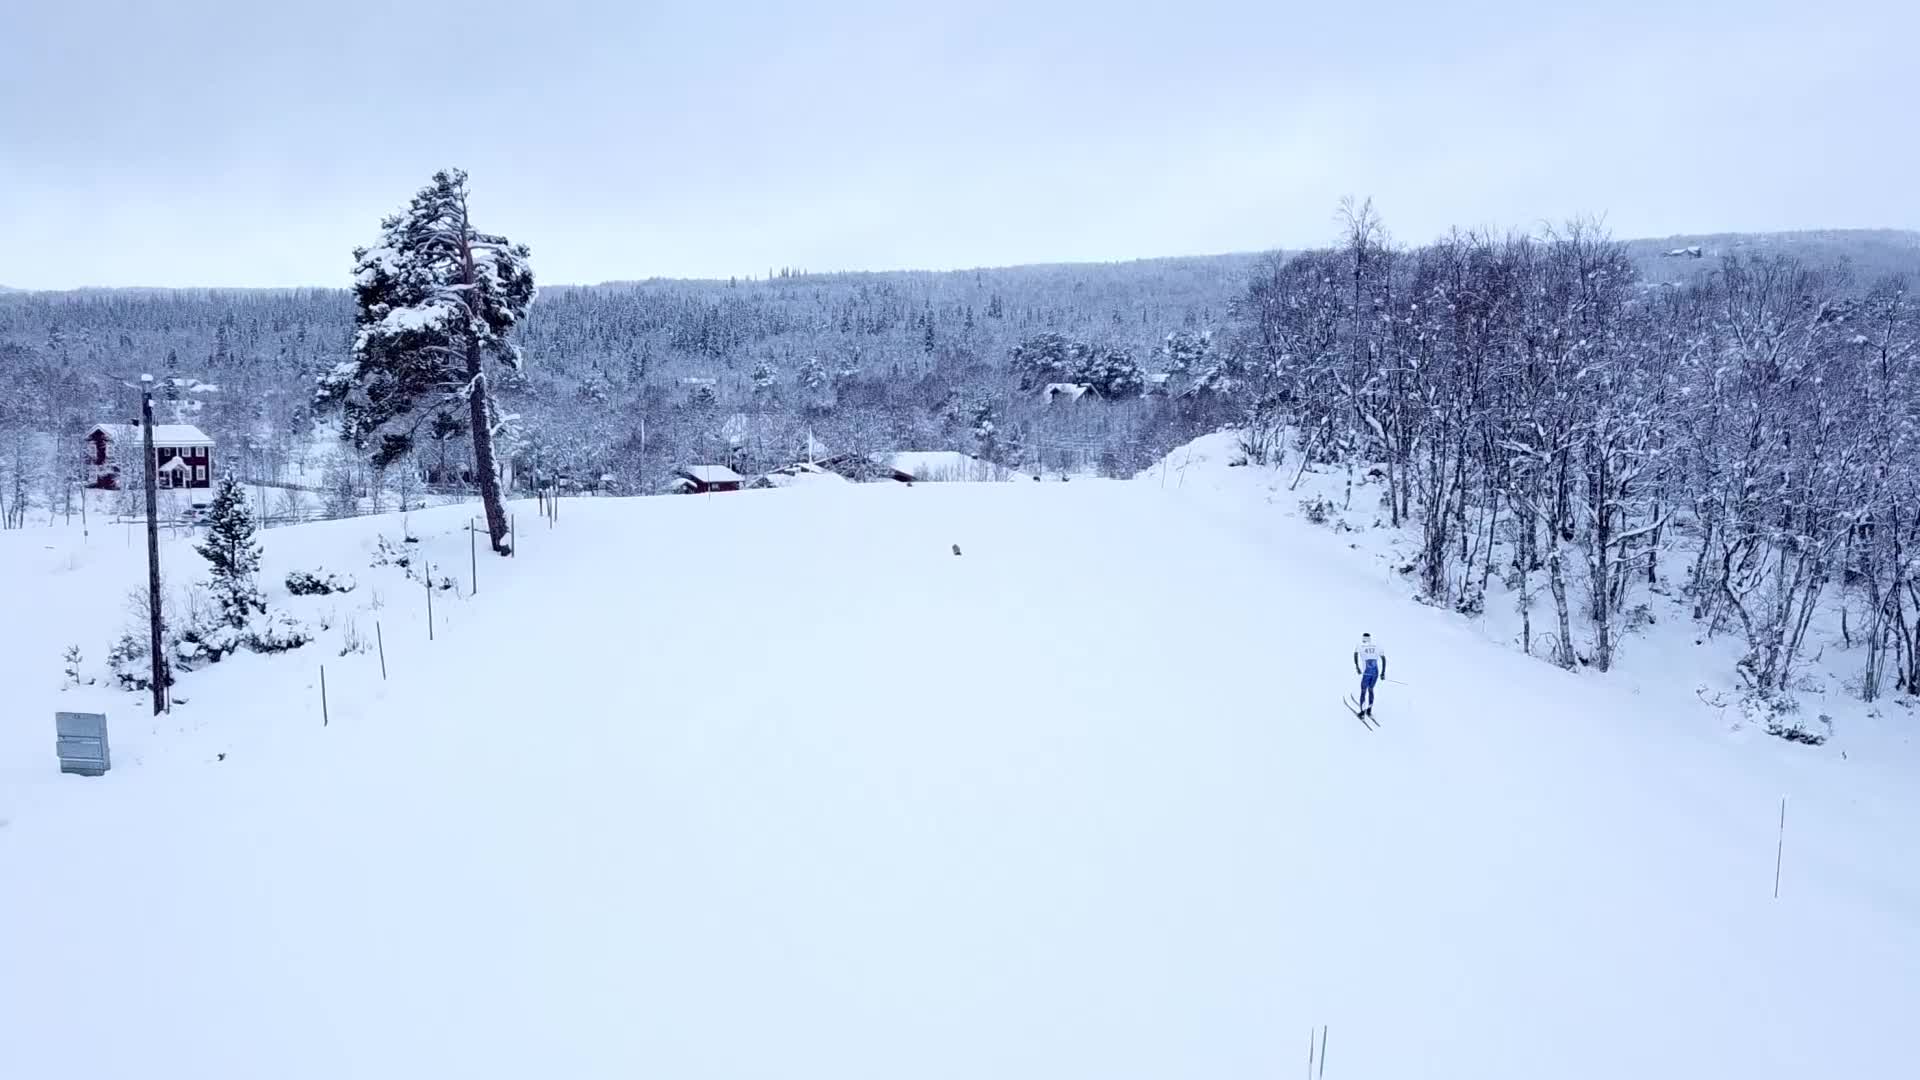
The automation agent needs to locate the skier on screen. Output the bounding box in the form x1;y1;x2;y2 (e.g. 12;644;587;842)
1353;633;1386;719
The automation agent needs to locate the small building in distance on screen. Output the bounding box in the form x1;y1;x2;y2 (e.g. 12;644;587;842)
813;452;899;483
749;462;850;490
669;464;744;494
1041;382;1099;406
86;423;214;491
870;451;1011;483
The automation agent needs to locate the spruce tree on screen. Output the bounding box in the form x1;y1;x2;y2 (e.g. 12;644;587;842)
195;475;265;629
971;399;999;462
316;168;535;554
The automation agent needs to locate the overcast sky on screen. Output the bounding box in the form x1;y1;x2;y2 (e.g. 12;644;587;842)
3;0;1914;289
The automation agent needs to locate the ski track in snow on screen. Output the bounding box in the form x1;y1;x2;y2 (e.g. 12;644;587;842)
1;476;1915;1079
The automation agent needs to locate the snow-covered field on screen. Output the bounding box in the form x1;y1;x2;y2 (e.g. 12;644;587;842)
2;454;1915;1079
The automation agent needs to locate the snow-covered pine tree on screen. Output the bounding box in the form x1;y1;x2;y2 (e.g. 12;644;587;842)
316;168;535;555
750;359;778;396
971;399;999;462
194;475;265;629
1080;349;1144;398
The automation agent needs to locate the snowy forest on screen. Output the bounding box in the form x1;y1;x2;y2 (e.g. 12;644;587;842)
2;212;1918;703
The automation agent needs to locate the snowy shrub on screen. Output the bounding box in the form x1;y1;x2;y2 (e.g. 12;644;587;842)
248;611;314;654
176;581;271;670
1455;590;1485;617
272;488;303;526
107;630;168;691
371;534;413;571
175;621;246;670
1739;692;1831;746
1299;496;1333;525
339;616;370;657
1236;407;1284;467
1768;712;1831;747
1626;604;1656;630
322;454;362;519
286;569;357;596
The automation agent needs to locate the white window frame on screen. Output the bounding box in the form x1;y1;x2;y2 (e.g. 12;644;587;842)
195;465;207;483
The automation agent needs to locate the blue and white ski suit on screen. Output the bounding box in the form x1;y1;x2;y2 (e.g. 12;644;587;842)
1354;639;1386;710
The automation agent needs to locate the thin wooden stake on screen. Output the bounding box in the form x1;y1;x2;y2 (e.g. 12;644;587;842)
470;517;478;597
1774;796;1787;900
1307;1029;1315;1079
425;561;434;641
320;665;329;726
376;620;387;681
1318;1025;1327;1078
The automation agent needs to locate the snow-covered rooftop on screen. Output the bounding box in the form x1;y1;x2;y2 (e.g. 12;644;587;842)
871;451;1005;481
678;464;743;484
755;462;850;489
90;423;214;447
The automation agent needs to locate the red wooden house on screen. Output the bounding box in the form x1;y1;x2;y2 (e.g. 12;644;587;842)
669;465;744;494
87;423;215;491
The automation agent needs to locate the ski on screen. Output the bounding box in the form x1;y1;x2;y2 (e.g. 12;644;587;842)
1344;696;1377;730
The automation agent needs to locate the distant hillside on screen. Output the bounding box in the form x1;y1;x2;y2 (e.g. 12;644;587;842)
2;224;1913;492
1623;228;1920;283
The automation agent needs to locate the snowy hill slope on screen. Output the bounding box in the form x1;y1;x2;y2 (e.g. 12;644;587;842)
2;479;1915;1079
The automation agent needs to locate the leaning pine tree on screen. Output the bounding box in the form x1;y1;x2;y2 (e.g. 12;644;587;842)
317;168;535;554
195;475;266;629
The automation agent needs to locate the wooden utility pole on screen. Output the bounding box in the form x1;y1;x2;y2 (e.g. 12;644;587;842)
140;375;167;715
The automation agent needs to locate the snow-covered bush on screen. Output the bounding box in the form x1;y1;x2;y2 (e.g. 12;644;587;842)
371;534;414;571
174;612;246;670
1768;711;1831;746
339;616;370;657
249;611;314;654
1236;407;1284;467
286;569;357;596
1300;496;1334;525
1738;691;1831;746
107;630;166;691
